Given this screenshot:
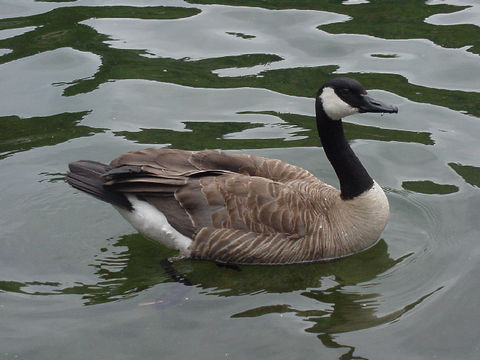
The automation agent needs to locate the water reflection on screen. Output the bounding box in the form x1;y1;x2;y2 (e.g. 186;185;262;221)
232;283;441;359
226;31;256;40
318;0;480;56
0;234;174;304
187;0;480;55
0;231;433;359
1;4;479;117
114;121;267;150
402;180;459;195
115;111;433;150
0;233;399;301
0;111;99;159
449;162;480;188
243;111;434;145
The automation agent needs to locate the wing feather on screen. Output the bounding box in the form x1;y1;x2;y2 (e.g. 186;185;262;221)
99;148;338;263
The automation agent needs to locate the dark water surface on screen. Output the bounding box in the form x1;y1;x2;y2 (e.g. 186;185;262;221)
1;1;480;359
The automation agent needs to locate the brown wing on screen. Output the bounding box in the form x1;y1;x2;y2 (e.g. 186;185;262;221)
104;148;337;262
109;148;320;185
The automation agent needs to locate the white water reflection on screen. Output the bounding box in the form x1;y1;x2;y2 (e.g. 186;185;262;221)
0;48;101;117
82;4;480;92
426;1;480;27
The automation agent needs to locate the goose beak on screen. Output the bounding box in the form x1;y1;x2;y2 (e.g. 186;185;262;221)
359;95;398;114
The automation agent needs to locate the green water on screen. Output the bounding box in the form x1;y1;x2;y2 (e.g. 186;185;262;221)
1;1;480;359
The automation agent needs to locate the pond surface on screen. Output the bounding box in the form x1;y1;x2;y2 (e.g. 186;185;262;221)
1;1;480;359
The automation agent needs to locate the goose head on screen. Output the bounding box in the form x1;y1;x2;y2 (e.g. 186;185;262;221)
316;77;398;121
314;77;398;200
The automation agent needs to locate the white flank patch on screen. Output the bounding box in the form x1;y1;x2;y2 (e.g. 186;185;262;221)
319;87;359;120
115;195;192;256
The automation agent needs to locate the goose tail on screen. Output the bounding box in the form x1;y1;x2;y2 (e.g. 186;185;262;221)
66;160;132;210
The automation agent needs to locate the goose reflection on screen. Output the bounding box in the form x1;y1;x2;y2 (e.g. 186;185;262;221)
76;233;439;358
0;232;402;302
0;232;440;358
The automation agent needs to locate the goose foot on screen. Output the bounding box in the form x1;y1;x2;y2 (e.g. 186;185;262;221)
215;262;242;272
160;258;192;286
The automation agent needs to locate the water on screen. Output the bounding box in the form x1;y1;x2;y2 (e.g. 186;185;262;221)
1;1;480;359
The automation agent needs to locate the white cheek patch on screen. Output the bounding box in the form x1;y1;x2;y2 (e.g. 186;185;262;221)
319;87;359;120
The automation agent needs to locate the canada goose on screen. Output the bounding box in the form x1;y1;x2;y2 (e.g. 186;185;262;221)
67;77;398;264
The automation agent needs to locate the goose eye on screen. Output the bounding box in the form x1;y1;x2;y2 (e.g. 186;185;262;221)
339;89;350;95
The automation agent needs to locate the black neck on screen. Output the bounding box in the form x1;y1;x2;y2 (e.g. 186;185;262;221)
315;98;373;200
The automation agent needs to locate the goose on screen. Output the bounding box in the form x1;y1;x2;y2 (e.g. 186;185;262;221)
67;77;398;265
